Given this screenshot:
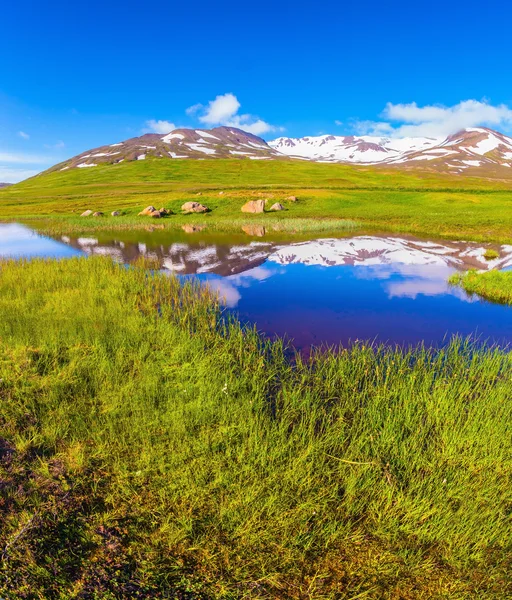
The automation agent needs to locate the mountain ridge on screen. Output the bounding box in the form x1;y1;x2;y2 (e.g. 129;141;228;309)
270;127;512;175
50;126;282;173
46;125;512;178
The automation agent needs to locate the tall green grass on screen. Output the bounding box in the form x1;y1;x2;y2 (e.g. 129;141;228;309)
450;269;512;304
1;257;512;598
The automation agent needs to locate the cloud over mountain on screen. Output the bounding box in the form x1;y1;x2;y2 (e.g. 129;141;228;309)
189;93;282;136
145;119;177;134
352;100;512;138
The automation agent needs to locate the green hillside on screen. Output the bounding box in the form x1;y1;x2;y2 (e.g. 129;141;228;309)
2;158;512;241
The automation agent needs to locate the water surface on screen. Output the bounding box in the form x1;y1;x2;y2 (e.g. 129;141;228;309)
3;223;512;350
0;223;82;259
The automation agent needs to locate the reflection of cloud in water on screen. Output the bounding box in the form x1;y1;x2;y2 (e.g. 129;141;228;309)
387;279;475;302
354;264;476;301
353;263;452;281
205;279;241;308
230;266;274;286
201;266;279;308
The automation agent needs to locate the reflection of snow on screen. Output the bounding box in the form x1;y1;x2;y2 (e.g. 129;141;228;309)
77;237;98;246
268;236;512;271
85;246;125;260
63;233;512;276
162;258;186;271
269;237;450;267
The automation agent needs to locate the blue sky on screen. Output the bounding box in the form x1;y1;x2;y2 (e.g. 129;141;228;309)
1;0;512;181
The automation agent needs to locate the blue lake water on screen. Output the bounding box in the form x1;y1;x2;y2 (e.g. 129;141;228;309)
0;222;82;259
2;222;512;350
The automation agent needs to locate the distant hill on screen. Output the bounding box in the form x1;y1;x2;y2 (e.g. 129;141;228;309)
43;125;512;179
270;127;512;176
49;126;283;173
0;183;12;188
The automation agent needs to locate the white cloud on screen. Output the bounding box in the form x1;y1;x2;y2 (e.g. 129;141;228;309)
18;131;30;140
199;93;241;125
0;150;54;182
334;120;343;126
351;120;394;136
0;166;40;183
144;119;176;134
185;103;204;116
0;151;52;164
352;100;512;138
194;93;283;136
44;140;65;150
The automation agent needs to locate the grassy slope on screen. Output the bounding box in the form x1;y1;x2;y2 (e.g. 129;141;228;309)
450;270;512;304
2;159;512;241
1;257;512;598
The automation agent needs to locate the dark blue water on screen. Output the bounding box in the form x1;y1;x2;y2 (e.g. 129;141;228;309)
197;264;512;348
3;223;512;349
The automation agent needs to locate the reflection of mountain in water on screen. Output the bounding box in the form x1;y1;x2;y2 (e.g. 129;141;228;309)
268;236;512;271
61;234;512;276
61;236;277;276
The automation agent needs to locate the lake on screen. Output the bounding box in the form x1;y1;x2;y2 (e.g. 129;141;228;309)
2;222;512;350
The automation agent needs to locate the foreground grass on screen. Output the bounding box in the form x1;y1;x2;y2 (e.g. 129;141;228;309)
3;158;512;241
1;257;512;598
450;270;512;305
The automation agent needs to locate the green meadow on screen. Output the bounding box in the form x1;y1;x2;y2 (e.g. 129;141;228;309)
2;159;512;598
1;257;512;598
2;158;512;241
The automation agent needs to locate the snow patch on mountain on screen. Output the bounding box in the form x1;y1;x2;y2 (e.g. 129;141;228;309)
269;127;512;173
269;134;443;164
49;125;512;177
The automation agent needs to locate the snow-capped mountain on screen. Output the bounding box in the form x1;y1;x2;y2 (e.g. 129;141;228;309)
49;125;512;177
269;134;443;164
51;127;282;172
269;127;512;173
383;128;512;173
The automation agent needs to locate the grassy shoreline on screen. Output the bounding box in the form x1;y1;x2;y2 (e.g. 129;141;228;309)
450;270;512;305
2;257;512;598
12;213;512;246
3;158;512;242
